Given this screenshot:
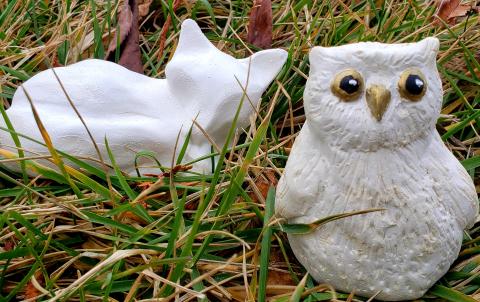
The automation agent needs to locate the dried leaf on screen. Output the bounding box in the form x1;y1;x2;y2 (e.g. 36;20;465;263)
105;0;143;73
136;181;154;189
266;249;296;286
435;0;476;25
247;0;273;49
51;52;63;67
121;210;148;223
138;0;153;18
3;239;14;251
163;164;193;177
52;56;63;67
249;169;278;204
448;4;472;18
24;270;44;301
436;0;461;23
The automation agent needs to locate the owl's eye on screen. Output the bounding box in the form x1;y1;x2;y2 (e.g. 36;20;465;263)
398;69;427;101
331;69;364;101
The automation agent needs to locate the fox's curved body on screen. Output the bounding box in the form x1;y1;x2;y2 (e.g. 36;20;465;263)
0;20;287;175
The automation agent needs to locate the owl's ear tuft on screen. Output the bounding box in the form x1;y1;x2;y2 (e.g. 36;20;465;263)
418;37;439;62
309;47;329;72
176;19;215;54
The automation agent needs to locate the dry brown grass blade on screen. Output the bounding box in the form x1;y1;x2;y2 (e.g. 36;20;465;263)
227;284;297;301
1;1;479;301
157;0;182;61
141;269;206;299
131;175;165;205
47;249;160;301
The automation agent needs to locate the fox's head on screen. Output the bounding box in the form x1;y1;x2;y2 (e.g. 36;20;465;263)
165;19;287;143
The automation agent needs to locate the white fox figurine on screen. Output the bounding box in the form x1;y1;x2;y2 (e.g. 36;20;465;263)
0;19;287;175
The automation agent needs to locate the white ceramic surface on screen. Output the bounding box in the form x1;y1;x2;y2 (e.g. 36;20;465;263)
0;19;287;175
275;37;478;301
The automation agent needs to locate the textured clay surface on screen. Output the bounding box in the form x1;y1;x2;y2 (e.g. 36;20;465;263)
275;38;479;301
1;19;287;175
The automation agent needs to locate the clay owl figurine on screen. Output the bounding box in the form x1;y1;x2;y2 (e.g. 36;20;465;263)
275;38;478;301
0;19;287;175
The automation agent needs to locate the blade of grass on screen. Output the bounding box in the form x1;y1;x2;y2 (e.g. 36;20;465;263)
105;136;137;200
193;86;282;267
21;86;83;198
163;74;252;294
277;208;385;235
0;126;122;186
429;285;478;302
289;273;308;302
257;186;275;302
0;100;29;198
461;156;480;171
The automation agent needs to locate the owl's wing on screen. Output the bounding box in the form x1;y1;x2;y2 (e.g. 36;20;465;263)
275;124;328;222
427;136;479;229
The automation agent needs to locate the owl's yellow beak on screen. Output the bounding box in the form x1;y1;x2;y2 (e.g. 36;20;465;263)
366;85;391;122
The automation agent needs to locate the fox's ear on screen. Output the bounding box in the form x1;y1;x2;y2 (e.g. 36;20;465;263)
176;19;215;54
241;49;288;87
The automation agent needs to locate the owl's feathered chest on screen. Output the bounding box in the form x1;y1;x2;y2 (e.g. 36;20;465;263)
277;123;477;231
275;123;478;296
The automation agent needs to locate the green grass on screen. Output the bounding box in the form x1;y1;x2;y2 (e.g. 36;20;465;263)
0;0;479;301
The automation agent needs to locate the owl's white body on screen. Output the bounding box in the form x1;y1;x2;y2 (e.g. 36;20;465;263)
276;38;478;301
0;19;286;175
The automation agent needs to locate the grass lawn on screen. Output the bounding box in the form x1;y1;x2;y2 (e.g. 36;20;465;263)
0;0;479;301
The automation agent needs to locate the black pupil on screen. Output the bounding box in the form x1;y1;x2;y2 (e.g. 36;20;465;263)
405;74;424;95
339;75;360;94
